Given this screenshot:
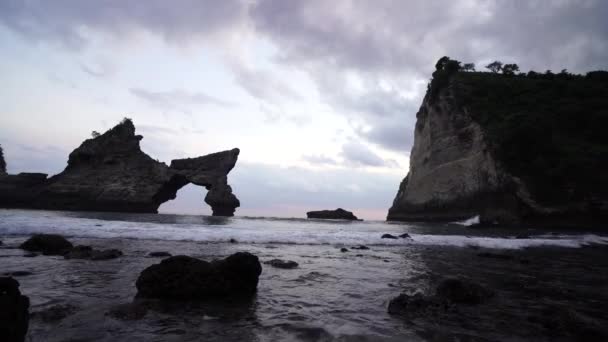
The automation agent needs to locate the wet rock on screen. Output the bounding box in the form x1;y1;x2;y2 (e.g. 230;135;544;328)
22;253;38;258
64;245;93;259
90;249;122;260
399;233;411;239
381;234;398;239
435;278;494;304
264;259;298;269
229;238;237;243
148;251;172;257
3;271;33;277
306;208;359;220
351;245;370;250
20;234;73;256
32;304;77;322
0;277;30;342
340;248;349;252
136;252;262;300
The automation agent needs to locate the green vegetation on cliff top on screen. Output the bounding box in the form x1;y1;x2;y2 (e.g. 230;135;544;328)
431;57;608;206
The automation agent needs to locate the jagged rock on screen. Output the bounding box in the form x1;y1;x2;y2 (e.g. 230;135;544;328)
20;234;73;256
264;259;298;269
148;251;172;257
0;119;241;216
136;252;262;300
0;277;30;342
381;234;398;239
306;208;359;220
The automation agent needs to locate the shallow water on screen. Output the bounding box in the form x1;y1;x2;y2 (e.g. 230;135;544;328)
1;209;607;341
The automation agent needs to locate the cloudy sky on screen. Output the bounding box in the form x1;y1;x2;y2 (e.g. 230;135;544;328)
1;0;606;219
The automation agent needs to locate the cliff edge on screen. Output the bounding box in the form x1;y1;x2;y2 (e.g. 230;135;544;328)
388;58;608;227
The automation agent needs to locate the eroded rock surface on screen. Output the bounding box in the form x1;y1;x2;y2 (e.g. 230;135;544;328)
0;119;241;216
136;252;262;300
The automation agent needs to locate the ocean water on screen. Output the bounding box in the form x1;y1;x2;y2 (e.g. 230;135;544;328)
1;209;607;341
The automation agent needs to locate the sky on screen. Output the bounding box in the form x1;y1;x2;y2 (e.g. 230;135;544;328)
0;0;607;220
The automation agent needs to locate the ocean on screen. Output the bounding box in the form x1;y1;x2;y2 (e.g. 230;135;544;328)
1;209;607;341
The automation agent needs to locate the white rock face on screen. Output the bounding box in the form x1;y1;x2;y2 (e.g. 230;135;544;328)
387;84;517;222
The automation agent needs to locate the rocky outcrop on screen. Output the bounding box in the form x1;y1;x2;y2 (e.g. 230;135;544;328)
387;61;608;226
0;145;6;175
0;119;241;216
307;208;360;220
0;277;30;342
135;252;262;300
20;234;73;256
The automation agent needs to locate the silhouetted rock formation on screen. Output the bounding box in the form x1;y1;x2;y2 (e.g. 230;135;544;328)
0;277;30;342
0;145;6;175
20;234;73;256
307;208;359;220
136;252;262;300
0;119;240;216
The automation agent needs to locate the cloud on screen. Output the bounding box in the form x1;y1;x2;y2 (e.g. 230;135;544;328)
341;141;389;167
130;88;235;110
232;63;303;103
302;154;339;166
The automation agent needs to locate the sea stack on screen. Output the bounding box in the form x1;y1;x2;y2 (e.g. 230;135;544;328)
0;119;241;216
387;57;608;227
307;208;360;220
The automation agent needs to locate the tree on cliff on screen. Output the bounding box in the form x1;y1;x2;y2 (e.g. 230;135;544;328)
0;144;6;174
485;61;503;73
502;63;520;76
462;63;476;72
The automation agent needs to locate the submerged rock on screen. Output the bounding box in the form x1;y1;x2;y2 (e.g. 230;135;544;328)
20;234;73;256
0;119;241;216
340;248;349;253
399;233;411;239
264;259;298;269
32;304;77;322
136;252;262;300
306;208;359;220
64;246;122;260
148;251;172;257
351;245;370;250
0;277;30;342
381;234;398;239
3;271;33;277
91;249;122;260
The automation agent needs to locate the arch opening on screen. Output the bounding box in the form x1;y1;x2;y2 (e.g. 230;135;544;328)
158;183;211;216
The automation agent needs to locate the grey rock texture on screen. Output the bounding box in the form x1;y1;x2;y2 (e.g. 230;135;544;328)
0;119;240;216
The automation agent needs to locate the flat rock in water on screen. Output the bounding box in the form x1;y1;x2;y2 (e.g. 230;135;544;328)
148;251;172;257
136;252;262;300
306;208;359;220
264;259;298;269
340;248;349;252
351;245;370;250
3;271;33;277
0;277;30;342
20;234;73;256
381;234;398;239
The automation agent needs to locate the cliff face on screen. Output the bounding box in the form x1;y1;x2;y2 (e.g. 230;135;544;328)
388;67;608;227
0;120;241;216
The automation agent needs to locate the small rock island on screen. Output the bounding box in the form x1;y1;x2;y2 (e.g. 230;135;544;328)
307;208;360;220
0;119;241;216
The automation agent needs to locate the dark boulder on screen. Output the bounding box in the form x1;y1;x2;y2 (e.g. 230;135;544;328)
148;251;172;257
340;248;349;252
136;252;262;300
399;233;411;239
306;208;359;220
264;259;298;269
381;234;398;239
0;277;30;342
435;278;494;304
19;234;73;255
90;249;122;260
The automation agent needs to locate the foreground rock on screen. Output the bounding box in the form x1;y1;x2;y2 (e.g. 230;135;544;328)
136;252;262;300
0;277;30;342
0;119;241;216
306;208;359;220
264;259;298;269
20;234;73;256
388;278;493;317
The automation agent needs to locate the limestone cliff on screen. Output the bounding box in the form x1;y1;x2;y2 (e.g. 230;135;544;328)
388;61;608;227
0;119;240;216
